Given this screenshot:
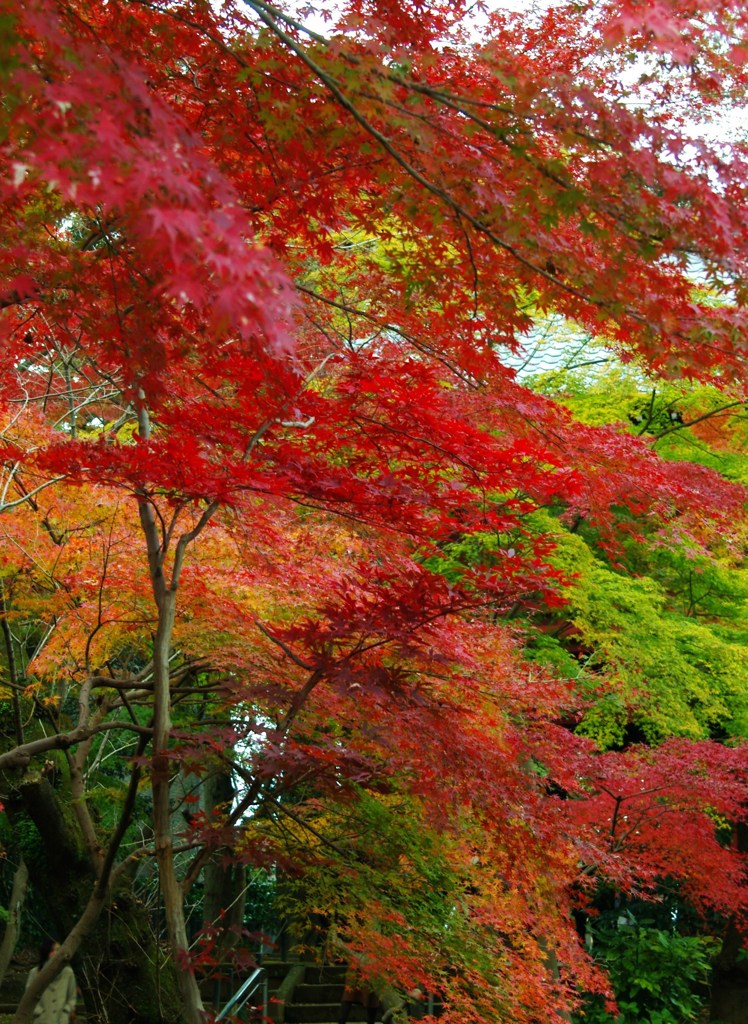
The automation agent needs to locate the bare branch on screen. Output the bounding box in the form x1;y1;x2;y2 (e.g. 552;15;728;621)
0;720;153;770
253;615;316;671
0;475;66;513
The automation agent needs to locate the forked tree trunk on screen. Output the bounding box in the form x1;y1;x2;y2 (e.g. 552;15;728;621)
137;400;210;1024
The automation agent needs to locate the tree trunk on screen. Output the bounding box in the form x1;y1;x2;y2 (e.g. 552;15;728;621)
136;398;210;1024
6;777;184;1024
711;919;748;1024
0;856;28;988
201;769;246;951
75;868;182;1024
711;819;748;1024
151;591;206;1024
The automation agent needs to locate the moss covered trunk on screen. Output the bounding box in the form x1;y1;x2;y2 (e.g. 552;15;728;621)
7;776;183;1024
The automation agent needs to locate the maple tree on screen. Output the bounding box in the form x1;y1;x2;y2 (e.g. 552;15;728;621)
2;1;748;1023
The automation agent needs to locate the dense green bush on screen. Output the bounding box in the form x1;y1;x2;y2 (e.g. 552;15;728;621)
579;925;715;1024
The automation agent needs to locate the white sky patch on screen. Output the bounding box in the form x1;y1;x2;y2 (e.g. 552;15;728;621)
283;0;553;39
283;0;746;139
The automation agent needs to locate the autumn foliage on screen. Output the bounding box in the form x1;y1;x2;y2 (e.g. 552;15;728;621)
1;1;748;1023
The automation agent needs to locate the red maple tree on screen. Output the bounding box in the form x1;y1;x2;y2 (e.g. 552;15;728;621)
1;1;748;1022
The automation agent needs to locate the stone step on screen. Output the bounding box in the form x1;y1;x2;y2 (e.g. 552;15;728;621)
294;982;346;1003
0;1016;90;1024
0;1009;82;1017
303;964;348;984
285;1003;372;1024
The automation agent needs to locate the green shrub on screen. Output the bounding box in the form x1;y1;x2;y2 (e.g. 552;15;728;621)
578;925;715;1024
